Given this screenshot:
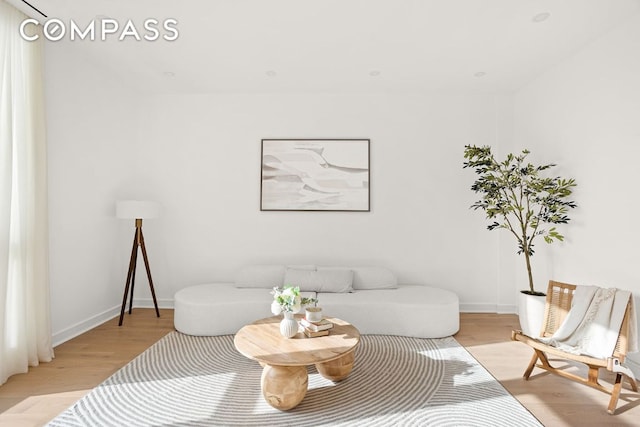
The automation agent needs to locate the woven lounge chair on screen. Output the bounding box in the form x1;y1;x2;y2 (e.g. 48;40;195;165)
511;280;638;414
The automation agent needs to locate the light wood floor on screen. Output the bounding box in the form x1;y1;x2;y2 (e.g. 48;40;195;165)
1;310;639;426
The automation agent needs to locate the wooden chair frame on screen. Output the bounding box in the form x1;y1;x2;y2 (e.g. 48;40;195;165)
511;280;638;414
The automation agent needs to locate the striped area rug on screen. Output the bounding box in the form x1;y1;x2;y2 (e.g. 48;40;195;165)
48;332;541;426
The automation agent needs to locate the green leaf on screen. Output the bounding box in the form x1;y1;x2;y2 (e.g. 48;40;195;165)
463;145;577;276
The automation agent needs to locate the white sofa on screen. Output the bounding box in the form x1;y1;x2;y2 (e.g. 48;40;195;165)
174;265;459;338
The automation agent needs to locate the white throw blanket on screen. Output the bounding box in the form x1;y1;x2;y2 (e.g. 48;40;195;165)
538;286;637;360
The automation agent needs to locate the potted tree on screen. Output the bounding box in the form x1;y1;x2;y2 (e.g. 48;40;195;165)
463;145;577;335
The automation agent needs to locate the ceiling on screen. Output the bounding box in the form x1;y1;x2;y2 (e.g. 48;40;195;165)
11;0;640;94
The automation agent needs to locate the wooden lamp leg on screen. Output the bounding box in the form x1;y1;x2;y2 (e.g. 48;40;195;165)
139;228;160;318
119;230;138;326
128;238;138;315
118;218;160;326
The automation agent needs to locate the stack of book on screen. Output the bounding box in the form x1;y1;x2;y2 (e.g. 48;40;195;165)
300;318;333;338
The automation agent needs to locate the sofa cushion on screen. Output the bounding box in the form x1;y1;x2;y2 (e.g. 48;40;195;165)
235;265;285;288
317;286;459;337
174;283;317;335
351;267;398;290
284;267;353;293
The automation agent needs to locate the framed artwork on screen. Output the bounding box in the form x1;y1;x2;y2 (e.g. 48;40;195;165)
260;139;370;211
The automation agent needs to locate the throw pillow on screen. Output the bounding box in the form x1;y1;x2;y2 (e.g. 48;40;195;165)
351;267;398;290
284;267;353;293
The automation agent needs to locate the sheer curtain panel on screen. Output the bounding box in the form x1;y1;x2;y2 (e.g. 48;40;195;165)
0;0;54;386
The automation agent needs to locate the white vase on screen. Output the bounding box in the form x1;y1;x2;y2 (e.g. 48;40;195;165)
518;292;547;337
280;312;299;338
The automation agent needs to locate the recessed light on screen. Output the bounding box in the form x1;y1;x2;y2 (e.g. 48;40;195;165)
532;12;551;23
266;70;277;77
369;70;381;77
474;71;486;78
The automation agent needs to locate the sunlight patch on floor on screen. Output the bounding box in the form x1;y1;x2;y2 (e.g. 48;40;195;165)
0;390;90;427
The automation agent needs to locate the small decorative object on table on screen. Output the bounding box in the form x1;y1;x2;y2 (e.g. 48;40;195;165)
302;308;333;338
279;312;298;338
304;328;330;338
301;318;334;332
271;285;317;338
305;306;323;322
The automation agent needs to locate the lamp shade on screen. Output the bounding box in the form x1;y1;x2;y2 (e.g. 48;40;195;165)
116;200;161;219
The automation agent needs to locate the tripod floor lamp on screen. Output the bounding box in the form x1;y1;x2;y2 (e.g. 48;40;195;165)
116;200;161;326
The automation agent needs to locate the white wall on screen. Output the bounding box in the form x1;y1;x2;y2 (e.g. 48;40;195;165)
133;92;507;312
45;54;514;340
46;11;640;342
45;42;142;344
513;14;640;296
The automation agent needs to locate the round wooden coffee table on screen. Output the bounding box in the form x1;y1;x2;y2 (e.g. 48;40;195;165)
234;315;360;410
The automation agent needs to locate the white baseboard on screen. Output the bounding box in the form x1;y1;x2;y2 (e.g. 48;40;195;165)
52;304;120;347
133;298;174;309
52;299;175;347
459;303;517;314
459;303;495;313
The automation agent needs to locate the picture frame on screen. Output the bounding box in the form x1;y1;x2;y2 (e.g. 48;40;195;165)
260;139;370;211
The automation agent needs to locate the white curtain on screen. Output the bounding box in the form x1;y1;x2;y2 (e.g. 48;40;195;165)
0;0;54;386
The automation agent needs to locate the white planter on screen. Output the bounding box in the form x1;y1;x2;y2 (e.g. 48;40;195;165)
518;292;547;337
305;307;323;323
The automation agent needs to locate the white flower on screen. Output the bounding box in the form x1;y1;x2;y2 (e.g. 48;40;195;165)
271;300;282;315
271;285;317;314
